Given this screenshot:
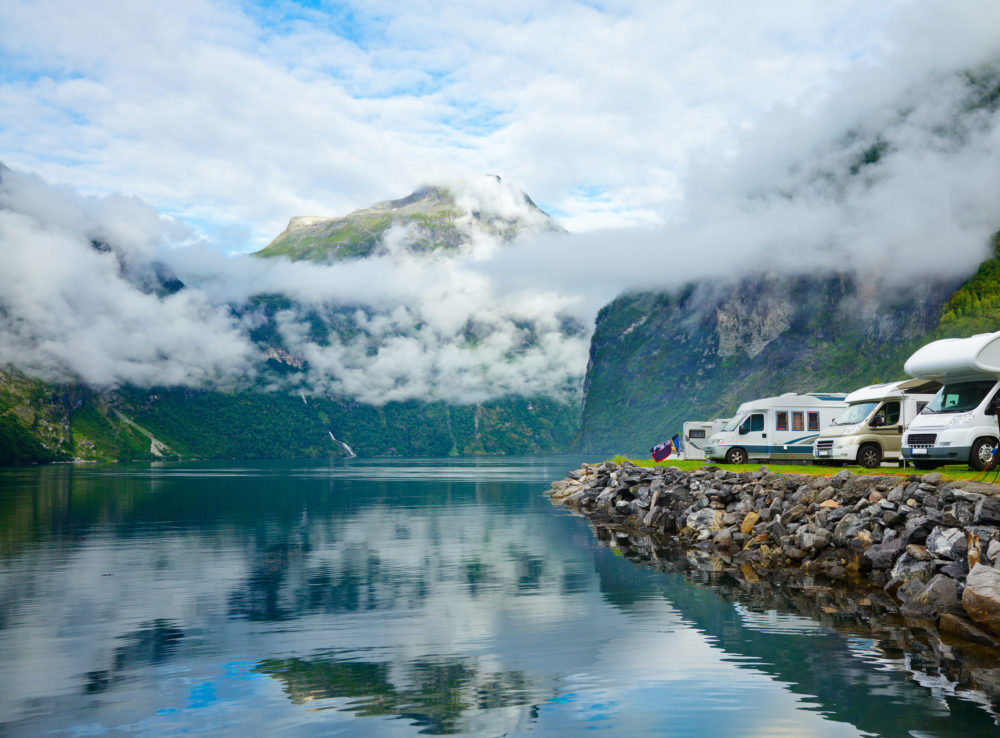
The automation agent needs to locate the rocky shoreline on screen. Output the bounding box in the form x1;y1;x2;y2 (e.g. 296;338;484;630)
549;462;1000;653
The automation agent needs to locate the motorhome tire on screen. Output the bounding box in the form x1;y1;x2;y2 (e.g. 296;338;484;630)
857;444;882;469
970;437;998;471
725;447;748;465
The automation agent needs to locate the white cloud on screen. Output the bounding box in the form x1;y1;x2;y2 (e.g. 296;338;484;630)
0;0;961;248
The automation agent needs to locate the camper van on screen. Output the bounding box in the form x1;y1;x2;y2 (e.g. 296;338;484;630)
812;380;939;468
704;393;847;464
901;331;1000;470
682;418;729;460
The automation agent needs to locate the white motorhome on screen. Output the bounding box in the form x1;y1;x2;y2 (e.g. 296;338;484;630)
812;379;939;468
682;418;729;460
704;392;847;465
901;331;1000;470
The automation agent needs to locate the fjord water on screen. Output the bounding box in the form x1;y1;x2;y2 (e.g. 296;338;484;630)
0;458;997;737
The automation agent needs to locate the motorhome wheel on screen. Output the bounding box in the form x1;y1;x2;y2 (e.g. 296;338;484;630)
970;437;998;471
857;444;882;469
725;447;748;465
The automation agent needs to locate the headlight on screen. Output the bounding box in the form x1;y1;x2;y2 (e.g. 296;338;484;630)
947;412;976;428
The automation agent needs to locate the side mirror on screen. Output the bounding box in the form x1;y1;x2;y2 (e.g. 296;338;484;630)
870;414;884;428
738;426;748;436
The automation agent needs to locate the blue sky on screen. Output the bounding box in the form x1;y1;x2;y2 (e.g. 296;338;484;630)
1;0;998;252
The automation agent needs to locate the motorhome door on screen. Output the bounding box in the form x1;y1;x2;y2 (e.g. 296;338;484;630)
737;412;766;457
871;400;902;455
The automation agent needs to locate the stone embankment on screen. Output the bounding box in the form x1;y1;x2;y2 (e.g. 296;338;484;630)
550;462;1000;649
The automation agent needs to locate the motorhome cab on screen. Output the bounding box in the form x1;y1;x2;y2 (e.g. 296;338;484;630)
704;393;847;464
812;380;939;468
901;332;1000;470
682;418;729;460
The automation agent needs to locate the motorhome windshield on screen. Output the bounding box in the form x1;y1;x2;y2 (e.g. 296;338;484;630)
832;402;878;425
922;380;995;414
723;416;743;432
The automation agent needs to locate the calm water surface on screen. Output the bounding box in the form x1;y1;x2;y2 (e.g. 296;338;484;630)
1;457;998;736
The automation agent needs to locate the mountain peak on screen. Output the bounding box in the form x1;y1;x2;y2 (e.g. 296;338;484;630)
255;176;563;263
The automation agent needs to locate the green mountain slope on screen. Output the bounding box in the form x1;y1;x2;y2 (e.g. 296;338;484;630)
933;233;1000;337
0;368;579;465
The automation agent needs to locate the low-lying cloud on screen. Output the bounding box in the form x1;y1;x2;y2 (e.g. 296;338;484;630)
0;168;589;403
481;61;1000;310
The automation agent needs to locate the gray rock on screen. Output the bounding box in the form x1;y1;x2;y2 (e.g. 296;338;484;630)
938;559;969;580
881;509;903;527
687;508;723;533
941;502;973;527
713;526;734;544
924;526;968;561
975;496;1000;526
865;537;905;569
832;513;868;546
895;577;927;603
901;516;936;546
988;539;1000;564
826;507;849;525
900;574;962;622
813;528;832;551
816;486;836;503
890;552;934;586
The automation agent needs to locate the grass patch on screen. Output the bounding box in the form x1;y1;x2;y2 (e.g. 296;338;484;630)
608;456;994;482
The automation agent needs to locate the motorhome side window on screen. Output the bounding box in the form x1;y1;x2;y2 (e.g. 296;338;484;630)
740;414;764;433
689;429;706;438
776;411;788;431
807;412;819;431
883;401;900;424
792;411;804;431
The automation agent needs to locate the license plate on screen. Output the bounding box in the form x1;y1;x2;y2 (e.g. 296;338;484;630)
911;447;927;455
817;450;830;457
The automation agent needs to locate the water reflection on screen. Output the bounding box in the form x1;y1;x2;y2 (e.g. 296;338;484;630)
260;652;546;735
0;458;999;736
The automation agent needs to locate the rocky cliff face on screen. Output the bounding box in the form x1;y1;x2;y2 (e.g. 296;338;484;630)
578;271;962;455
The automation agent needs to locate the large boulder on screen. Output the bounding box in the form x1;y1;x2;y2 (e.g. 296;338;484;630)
899;574;962;623
962;563;1000;635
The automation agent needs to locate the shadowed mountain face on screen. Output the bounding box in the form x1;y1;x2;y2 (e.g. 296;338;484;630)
578;271;962;455
255;179;564;263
